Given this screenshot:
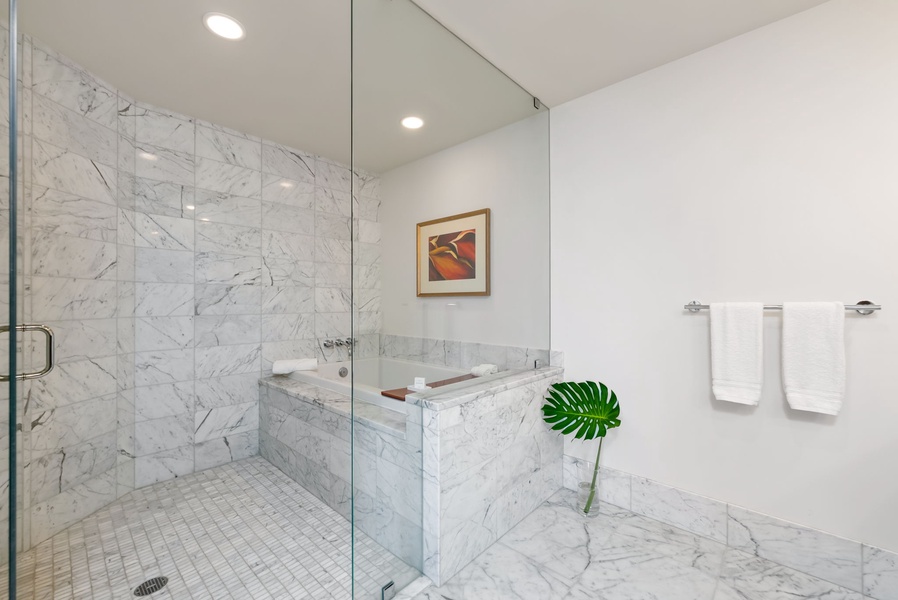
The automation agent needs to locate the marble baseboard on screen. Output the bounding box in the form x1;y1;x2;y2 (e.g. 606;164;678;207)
561;453;896;598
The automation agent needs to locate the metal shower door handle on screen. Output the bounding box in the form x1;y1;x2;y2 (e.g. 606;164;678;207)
0;324;55;381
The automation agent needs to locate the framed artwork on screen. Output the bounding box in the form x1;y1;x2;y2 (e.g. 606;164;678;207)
417;208;490;297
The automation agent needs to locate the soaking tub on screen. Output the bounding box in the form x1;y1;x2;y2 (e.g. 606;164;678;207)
289;357;468;409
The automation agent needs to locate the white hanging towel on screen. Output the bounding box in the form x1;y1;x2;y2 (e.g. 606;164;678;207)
272;358;318;375
710;302;764;405
782;302;845;415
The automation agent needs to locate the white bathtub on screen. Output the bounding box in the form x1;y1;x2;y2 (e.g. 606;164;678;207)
289;357;467;410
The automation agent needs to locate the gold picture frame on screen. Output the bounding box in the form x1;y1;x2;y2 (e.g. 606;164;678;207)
417;208;490;297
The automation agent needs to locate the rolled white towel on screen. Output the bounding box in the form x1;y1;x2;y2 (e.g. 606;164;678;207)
471;363;499;377
272;358;318;375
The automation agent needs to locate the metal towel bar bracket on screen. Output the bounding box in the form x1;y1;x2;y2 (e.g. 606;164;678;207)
0;324;55;381
685;300;880;316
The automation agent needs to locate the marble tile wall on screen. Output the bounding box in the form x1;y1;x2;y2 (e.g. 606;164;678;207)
421;370;563;586
561;454;898;599
380;334;552;371
11;34;382;549
258;380;423;568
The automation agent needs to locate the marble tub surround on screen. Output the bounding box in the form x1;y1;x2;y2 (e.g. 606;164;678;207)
561;455;897;598
380;334;555;372
258;376;424;568
12;32;383;550
412;489;867;600
420;367;563;585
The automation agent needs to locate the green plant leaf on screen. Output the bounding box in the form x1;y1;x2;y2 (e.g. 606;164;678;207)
542;380;622;440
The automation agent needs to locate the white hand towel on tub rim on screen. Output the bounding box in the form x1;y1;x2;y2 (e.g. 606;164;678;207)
782;302;845;415
272;358;318;375
710;302;764;405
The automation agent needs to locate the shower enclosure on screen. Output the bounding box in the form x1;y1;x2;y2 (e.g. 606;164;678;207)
1;1;550;598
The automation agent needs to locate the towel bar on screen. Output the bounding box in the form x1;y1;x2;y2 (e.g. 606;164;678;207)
684;300;880;315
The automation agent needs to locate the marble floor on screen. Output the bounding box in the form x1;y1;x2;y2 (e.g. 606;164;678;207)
3;457;419;600
412;490;868;600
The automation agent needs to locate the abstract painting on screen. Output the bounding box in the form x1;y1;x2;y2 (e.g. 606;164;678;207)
417;209;490;296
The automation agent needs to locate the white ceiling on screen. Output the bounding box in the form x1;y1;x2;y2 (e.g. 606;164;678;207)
412;0;831;107
19;0;538;173
20;0;831;172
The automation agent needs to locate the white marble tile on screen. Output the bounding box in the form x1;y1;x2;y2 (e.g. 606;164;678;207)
359;194;381;221
262;229;315;262
195;252;261;285
355;263;381;290
194;430;258;471
315;186;353;217
32;319;116;364
261;201;314;235
507;346;551;370
31;395;117;454
135;142;194;187
262;143;315;183
630;476;727;543
134;349;194;386
262;257;316;287
195;314;260;347
33;139;116;204
32;44;118;129
315;261;351;288
135;316;194;351
133;176;195;218
382;335;425;361
31;277;116;321
134;445;194;487
260;313;314;343
717;548;863;600
354;241;381;266
32;93;117;166
194;284;261;315
135;282;194;316
29;431;117;504
29;468;116;547
134;213;194;250
314;312;352;338
563;456;631;510
315;237;352;264
194;189;261;226
261;172;315;208
134;381;194;422
195;401;258;444
32;185;117;243
134;413;194;456
864;545;898;600
420;542;572;600
262;339;318;371
30;357;117;410
261;286;313;314
195;343;261;378
358;219;381;244
460;342;509;371
135;248;194;283
195;373;259;411
315;158;351;193
728;505;863;592
32;232;117;280
316;212;350;240
135;106;194;152
196;156;262;198
196;220;261;255
196;123;261;169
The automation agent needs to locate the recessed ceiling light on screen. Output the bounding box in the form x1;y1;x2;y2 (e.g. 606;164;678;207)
401;116;424;130
203;13;245;40
200;218;210;222
185;205;196;210
279;180;295;189
138;151;157;161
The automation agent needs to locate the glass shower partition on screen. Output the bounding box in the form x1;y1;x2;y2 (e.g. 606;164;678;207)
351;0;550;596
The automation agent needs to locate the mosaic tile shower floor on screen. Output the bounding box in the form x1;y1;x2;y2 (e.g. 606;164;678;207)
3;457;418;600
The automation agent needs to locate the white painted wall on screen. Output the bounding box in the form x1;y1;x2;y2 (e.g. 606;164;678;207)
552;0;898;551
380;112;550;348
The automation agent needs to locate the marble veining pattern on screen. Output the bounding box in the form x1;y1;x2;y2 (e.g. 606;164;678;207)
412;489;871;600
7;458;420;600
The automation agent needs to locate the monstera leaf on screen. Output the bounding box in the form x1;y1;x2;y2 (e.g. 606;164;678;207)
542;381;621;440
542;381;621;515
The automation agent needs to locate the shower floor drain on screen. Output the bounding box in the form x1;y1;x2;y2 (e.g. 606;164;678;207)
133;576;169;596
